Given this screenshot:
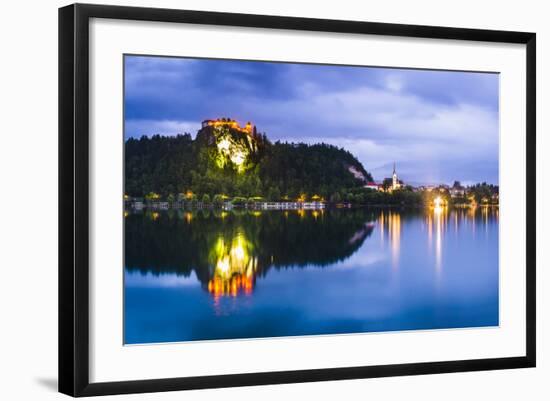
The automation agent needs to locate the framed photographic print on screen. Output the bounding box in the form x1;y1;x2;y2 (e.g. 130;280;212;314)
58;3;536;397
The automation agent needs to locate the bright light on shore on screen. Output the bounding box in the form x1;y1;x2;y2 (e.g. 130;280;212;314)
434;196;443;207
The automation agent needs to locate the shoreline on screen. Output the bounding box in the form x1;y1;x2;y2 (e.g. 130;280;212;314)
125;201;499;211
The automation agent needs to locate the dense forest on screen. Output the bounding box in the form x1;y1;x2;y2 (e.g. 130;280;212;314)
125;121;373;201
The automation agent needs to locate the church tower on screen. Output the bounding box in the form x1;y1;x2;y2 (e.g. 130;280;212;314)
392;162;399;190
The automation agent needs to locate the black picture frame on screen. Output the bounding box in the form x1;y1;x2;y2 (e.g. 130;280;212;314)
59;3;536;397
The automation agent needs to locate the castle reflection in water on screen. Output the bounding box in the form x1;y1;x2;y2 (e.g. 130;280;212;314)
207;234;256;298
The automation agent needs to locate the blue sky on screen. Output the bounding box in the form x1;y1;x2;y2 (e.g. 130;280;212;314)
124;55;499;185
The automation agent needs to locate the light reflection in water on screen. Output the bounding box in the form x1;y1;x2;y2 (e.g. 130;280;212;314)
207;234;257;299
425;207;498;279
376;211;401;273
468;205;477;236
433;206;445;274
379;212;385;246
454;210;458;235
389;211;401;270
483;206;489;236
427;212;433;251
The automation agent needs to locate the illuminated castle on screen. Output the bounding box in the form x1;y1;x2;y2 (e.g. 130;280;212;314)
201;118;255;135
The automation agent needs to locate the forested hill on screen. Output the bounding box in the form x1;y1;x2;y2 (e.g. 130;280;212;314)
124;119;373;200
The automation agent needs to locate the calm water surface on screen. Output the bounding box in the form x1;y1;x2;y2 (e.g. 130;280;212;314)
124;207;498;344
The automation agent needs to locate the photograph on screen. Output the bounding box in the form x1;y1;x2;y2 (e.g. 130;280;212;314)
0;0;542;398
123;55;500;345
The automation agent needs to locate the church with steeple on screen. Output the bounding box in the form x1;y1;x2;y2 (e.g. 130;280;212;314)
365;162;404;192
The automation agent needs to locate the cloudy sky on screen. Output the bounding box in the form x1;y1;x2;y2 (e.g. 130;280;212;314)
124;55;499;185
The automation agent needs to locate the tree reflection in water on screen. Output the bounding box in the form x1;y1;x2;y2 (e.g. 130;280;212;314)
125;209;376;297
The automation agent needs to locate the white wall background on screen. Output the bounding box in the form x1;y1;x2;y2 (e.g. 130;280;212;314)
0;0;547;399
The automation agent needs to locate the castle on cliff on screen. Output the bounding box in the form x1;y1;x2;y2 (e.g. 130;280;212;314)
202;118;256;135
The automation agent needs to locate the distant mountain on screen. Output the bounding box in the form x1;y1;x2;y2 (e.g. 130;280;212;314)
125;118;373;199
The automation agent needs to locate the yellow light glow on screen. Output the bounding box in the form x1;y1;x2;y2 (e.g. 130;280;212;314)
230;150;246;167
208;233;255;298
215;134;248;172
231;239;246;262
217;138;230;152
216;256;230;275
389;212;401;270
206;119;254;135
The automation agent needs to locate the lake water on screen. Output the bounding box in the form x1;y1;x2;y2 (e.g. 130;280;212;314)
124;207;499;344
